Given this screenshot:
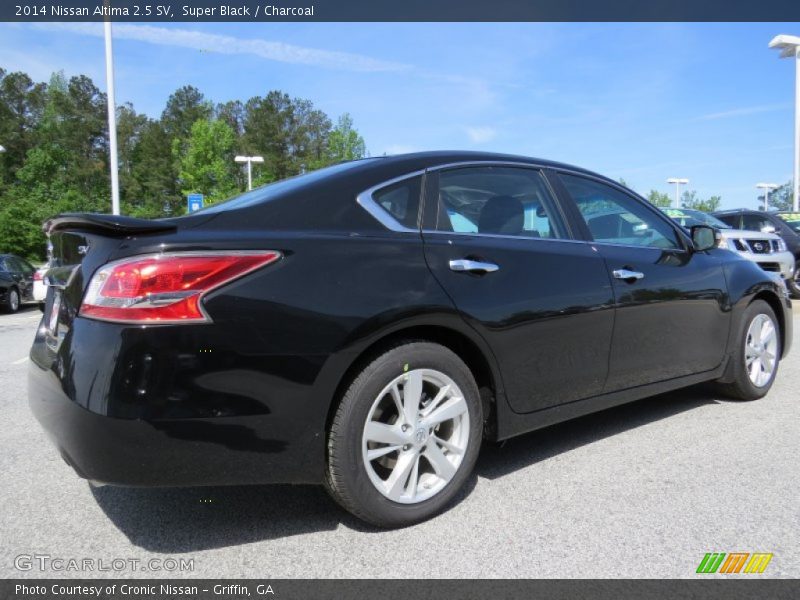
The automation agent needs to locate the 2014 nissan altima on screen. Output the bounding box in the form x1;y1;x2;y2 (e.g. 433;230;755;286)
29;152;792;527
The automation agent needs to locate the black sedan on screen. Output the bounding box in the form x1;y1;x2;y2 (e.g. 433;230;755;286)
1;253;36;312
29;152;792;527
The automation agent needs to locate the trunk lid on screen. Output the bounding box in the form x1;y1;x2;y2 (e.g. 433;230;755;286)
43;213;179;333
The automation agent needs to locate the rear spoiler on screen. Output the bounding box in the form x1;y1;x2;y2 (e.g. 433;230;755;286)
43;213;178;236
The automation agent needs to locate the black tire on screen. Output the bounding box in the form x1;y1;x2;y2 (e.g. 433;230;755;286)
788;266;800;300
2;287;20;313
714;299;781;401
325;341;483;528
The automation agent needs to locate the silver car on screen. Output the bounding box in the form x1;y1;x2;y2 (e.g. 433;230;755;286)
664;208;795;283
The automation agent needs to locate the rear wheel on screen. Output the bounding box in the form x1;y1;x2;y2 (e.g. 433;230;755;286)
2;287;20;313
325;341;483;528
714;299;781;400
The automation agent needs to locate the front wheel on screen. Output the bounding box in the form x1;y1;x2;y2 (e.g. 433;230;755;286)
325;341;483;528
714;299;781;400
2;288;20;313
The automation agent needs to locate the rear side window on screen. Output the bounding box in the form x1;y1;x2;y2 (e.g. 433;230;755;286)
372;176;423;229
5;257;25;272
434;166;566;239
560;174;679;249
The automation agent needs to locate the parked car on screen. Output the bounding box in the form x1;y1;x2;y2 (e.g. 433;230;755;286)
0;253;36;313
713;208;800;297
663;208;795;286
29;152;792;527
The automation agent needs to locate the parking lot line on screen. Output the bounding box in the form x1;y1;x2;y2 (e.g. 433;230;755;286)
11;356;28;365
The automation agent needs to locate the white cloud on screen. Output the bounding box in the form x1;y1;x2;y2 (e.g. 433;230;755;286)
465;126;497;144
32;23;410;73
696;103;791;121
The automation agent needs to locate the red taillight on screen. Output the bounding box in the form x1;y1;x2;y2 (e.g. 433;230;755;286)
80;251;281;324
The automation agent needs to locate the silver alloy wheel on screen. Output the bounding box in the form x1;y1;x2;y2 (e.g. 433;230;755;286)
744;313;779;387
9;289;19;312
361;369;470;504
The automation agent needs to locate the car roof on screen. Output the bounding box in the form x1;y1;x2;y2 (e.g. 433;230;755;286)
361;150;606;180
712;208;779;215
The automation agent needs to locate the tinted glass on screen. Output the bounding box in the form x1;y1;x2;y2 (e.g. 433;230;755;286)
19;259;35;274
5;257;24;272
561;174;679;249
372;176;422;229
778;213;800;232
741;213;775;232
195;159;379;215
663;208;731;229
435;167;565;239
714;214;740;228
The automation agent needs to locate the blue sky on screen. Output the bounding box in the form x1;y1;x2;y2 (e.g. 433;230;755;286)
1;21;798;208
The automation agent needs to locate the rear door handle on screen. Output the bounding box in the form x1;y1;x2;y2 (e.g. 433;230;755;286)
612;268;645;282
449;259;500;274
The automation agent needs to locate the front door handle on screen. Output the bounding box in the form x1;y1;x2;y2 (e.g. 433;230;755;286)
612;268;645;282
449;259;500;274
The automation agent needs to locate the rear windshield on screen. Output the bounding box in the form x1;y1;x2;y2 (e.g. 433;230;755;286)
193;159;378;215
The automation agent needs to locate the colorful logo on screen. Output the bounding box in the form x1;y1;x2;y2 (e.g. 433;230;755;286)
696;552;773;574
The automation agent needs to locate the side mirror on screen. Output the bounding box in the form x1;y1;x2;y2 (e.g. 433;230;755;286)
690;225;717;251
761;225;776;234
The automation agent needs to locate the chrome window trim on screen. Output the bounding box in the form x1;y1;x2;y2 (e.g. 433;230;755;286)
355;169;426;233
420;229;689;252
356;159;692;252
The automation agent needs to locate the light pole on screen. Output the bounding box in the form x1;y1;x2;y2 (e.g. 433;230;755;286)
667;178;689;208
103;1;120;215
769;34;800;212
756;183;779;211
235;155;264;191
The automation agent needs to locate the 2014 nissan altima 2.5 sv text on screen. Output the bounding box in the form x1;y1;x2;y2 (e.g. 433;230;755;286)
29;151;793;528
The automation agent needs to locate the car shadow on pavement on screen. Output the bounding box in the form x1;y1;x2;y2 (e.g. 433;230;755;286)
91;481;378;552
91;384;718;552
476;384;720;480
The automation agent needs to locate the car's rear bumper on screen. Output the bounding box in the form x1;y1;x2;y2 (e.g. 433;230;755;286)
27;318;330;487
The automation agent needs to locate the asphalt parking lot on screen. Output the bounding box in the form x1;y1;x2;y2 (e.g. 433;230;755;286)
0;304;798;579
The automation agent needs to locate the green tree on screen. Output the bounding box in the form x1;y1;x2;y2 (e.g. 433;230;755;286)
0;69;46;190
646;189;672;208
328;113;366;163
161;85;213;140
175;118;238;205
764;181;794;211
125;119;181;217
682;190;721;212
0;67;371;258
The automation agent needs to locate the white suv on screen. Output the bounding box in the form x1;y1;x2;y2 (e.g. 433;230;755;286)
664;208;795;285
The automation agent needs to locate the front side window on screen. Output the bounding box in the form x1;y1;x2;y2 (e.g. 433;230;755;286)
560;174;680;249
435;167;565;239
